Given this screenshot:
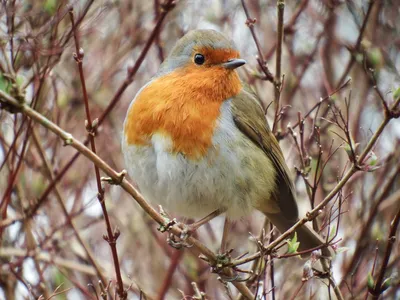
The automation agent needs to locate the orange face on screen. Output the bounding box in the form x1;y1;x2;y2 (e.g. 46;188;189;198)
124;46;243;160
192;46;240;66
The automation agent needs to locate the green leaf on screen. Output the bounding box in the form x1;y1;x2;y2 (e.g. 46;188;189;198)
287;232;300;254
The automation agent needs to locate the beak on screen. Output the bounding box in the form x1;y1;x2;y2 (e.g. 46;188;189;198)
222;58;246;69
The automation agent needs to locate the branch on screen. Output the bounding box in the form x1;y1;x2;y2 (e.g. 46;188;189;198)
336;0;375;87
0;90;255;300
274;0;285;100
69;8;125;298
231;92;400;267
19;0;176;226
241;0;274;82
272;0;285;133
31;128;107;286
370;205;400;299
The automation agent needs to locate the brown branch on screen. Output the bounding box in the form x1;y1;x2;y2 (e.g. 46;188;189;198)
22;0;176;225
340;164;400;285
156;250;184;300
69;9;126;299
370;205;400;299
230;92;400;267
241;0;274;82
0;247;97;276
0;90;255;299
336;0;375;88
280;78;351;139
30;128;108;287
272;0;285;134
97;0;176;127
274;0;285;100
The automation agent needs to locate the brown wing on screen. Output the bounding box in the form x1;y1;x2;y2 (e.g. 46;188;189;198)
231;86;298;222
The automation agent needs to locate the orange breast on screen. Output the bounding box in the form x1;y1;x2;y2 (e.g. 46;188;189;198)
124;64;242;160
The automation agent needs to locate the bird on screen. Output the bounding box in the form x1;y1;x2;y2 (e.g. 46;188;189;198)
122;29;332;257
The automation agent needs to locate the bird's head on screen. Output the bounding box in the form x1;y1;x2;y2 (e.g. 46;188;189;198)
159;29;246;76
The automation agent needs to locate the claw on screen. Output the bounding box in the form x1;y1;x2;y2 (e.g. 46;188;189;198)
179;223;196;240
167;233;193;249
157;217;177;233
212;250;233;273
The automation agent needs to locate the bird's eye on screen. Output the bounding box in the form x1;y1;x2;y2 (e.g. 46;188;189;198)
194;53;205;65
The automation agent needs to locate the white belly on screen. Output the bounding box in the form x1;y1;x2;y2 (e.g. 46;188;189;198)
122;101;276;219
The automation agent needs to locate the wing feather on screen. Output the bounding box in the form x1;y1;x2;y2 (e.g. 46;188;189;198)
231;87;298;221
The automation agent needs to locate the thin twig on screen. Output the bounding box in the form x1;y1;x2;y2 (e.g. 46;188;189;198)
22;0;176;224
336;0;375;87
69;9;126;299
370;205;400;299
0;90;255;299
241;0;274;82
229;92;400;267
272;0;285;134
31;128;108;287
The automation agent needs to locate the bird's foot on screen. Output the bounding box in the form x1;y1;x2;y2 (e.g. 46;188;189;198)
167;233;193;249
214;250;233;270
157;206;177;233
178;222;198;240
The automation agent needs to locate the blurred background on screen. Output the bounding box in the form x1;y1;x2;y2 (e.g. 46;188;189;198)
1;0;400;299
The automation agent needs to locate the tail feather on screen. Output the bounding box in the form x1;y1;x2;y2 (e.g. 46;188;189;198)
265;213;334;258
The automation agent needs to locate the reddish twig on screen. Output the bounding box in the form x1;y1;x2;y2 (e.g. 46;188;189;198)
23;0;176;222
370;205;400;299
69;9;126;299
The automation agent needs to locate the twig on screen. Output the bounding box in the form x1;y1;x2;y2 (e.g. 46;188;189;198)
340;164;400;286
370;205;400;299
321;258;344;300
241;0;274;82
274;0;285;101
280;78;351;138
30;128;108;287
336;0;375;88
0;247;99;276
157;250;184;299
0;90;255;299
24;0;176;219
272;0;285;133
69;9;126;299
230;91;400;267
97;0;176;127
269;225;276;300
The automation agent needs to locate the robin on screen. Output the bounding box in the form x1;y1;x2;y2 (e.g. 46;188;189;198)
122;29;332;257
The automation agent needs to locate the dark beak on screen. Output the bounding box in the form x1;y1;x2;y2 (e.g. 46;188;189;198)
222;58;246;69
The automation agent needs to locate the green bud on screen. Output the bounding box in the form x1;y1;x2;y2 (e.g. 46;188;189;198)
367;47;383;69
367;273;374;290
381;277;392;291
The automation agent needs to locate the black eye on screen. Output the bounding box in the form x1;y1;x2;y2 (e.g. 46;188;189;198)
194;53;205;65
